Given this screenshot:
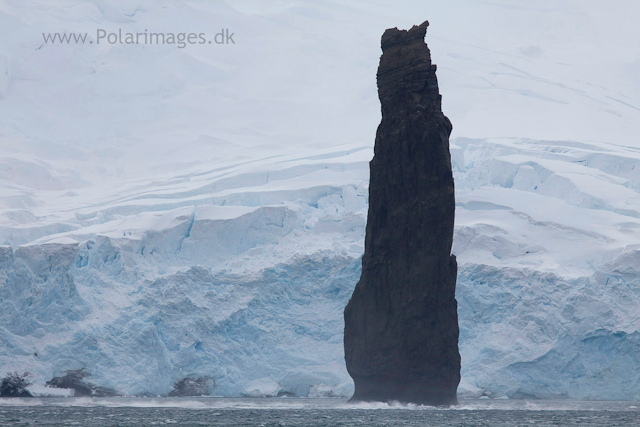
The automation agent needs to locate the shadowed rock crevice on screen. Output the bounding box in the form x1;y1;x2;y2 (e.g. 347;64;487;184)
344;20;460;406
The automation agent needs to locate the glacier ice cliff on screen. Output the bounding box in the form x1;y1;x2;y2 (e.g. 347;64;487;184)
4;139;640;399
0;197;367;397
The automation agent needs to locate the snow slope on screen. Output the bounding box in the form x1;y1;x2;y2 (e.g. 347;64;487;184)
1;0;640;399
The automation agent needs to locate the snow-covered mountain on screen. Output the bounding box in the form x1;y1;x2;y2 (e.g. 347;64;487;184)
1;0;640;399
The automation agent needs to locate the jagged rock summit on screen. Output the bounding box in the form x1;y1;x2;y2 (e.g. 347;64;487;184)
343;20;460;406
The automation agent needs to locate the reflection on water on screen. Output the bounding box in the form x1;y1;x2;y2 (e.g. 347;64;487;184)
1;398;639;426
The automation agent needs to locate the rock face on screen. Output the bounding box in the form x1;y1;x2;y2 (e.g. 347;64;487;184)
168;377;214;397
0;372;32;397
46;369;119;397
343;20;460;406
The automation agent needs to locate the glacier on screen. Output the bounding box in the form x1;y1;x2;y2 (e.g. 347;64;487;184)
1;0;640;399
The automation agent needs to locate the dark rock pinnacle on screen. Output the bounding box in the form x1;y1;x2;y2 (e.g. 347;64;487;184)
343;20;460;406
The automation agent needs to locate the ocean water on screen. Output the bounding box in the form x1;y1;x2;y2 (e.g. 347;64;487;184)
1;398;639;426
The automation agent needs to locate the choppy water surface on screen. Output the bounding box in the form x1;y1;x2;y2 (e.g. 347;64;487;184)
1;398;639;426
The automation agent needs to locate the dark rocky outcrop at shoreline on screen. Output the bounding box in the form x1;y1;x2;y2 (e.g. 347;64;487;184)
46;369;119;397
0;372;33;397
168;376;214;397
344;20;460;406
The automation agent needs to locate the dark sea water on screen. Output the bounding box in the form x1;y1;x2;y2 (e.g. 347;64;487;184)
1;398;639;426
